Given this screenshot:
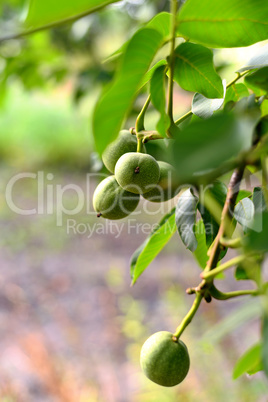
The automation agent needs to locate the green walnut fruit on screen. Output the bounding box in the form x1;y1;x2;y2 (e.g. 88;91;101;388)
143;161;178;202
102;130;146;173
93;175;140;219
115;152;160;194
140;331;190;387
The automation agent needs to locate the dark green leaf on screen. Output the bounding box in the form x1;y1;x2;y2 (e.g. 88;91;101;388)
233;343;262;379
170;113;254;184
173;43;223;98
192;80;226;119
175;188;198;252
235;259;261;283
177;0;268;48
245;67;268;93
246;211;268;253
198;181;227;247
234;198;255;230
253;187;267;213
193;219;209;268
150;65;170;137
237;43;268;72
93;28;163;155
25;0;120;29
130;209;176;285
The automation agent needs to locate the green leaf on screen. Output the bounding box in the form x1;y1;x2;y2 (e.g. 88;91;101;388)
193;219;209;269
246;211;268;253
150;65;170;137
192;80;226;119
170;113;253;184
130;209;176;285
234;259;261;283
139;59;167;90
263;313;268;377
245;67;268;93
236;190;252;203
198;181;227;247
224;84;249;105
233;343;262;379
146;12;171;41
253;187;267;213
177;0;268;48
25;0;120;29
175;188;198;252
234;198;255;230
173;43;223;98
93;28;163;155
237;43;268;73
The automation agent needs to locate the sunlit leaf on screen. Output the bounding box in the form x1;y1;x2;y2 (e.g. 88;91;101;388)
173;43;223;98
177;0;268;48
130;209;176;285
233;343;262;379
237;43;268;72
175;188;198;252
93;28;163;154
25;0;120;29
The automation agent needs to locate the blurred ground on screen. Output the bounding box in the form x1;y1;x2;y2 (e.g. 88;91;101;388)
0;166;268;402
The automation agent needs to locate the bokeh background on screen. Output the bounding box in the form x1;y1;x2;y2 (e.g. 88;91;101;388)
0;1;268;400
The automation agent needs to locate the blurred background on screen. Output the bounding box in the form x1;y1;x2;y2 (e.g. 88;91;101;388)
0;0;268;400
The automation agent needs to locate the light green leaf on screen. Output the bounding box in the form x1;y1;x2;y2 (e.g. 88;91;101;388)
234;198;255;230
237;43;268;73
150;65;170;137
93;28;163;155
130;209;176;285
192;80;226;119
146;12;171;41
177;0;268;48
236;190;252;203
170;113;254;184
175;188;198;252
193;219;209;269
245;67;268;93
25;0;120;29
139;59;167;90
173;43;223;98
233;343;262;379
224;84;249;105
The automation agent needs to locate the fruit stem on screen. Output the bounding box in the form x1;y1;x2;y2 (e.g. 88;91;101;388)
135;95;151;133
173;292;203;339
201;254;249;281
137;138;143;153
209;284;260;300
219;236;243;249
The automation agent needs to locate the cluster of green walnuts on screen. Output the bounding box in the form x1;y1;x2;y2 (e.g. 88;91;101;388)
93;130;190;387
93;130;179;220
